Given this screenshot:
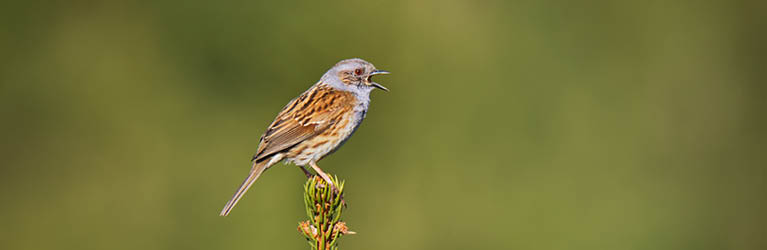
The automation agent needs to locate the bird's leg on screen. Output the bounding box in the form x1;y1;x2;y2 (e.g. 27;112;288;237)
298;165;313;178
309;161;337;192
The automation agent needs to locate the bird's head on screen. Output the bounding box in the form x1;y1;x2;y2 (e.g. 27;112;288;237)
321;58;389;93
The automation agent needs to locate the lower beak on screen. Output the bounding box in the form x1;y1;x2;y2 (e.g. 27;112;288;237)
371;82;389;92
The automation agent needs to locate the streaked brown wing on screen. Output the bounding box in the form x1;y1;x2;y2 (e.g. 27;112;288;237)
252;85;354;162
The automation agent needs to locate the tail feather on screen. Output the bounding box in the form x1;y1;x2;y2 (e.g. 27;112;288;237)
220;160;269;216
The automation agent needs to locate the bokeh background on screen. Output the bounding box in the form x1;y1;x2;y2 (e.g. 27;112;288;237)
1;0;765;249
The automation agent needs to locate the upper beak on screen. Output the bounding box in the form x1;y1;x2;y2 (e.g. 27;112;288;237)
371;70;390;76
369;70;390;92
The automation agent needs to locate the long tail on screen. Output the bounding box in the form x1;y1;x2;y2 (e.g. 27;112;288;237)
220;160;270;216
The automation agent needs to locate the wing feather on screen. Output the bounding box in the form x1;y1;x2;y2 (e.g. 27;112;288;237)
252;85;353;162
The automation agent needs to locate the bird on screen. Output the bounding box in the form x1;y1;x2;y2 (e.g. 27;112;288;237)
219;58;389;216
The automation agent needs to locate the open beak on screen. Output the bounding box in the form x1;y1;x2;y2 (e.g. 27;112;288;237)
369;70;390;92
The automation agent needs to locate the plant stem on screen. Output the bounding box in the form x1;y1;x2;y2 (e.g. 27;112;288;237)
298;175;354;250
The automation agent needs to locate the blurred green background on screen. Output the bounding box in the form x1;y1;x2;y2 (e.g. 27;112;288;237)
1;0;765;249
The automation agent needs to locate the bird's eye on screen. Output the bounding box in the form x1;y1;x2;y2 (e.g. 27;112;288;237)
354;68;363;75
